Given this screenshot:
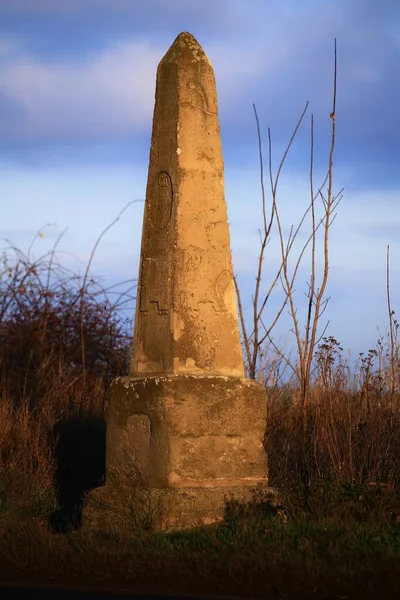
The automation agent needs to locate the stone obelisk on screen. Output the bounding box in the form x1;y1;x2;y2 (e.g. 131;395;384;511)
130;32;244;378
83;32;268;534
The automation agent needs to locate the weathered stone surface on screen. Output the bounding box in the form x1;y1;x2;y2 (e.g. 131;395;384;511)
82;32;269;534
130;31;244;378
105;375;267;489
83;482;275;534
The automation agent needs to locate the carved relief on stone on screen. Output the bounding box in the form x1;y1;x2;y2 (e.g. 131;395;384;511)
150;171;173;230
139;256;169;315
184;249;203;271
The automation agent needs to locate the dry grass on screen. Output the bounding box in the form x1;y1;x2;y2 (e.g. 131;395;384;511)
1;505;400;599
0;238;131;520
1;238;400;598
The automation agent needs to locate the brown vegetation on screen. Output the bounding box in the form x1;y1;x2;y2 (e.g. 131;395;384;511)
1;225;400;599
2;39;400;599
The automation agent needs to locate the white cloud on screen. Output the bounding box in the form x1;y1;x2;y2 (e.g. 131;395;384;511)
0;40;160;139
0;0;398;146
226;163;400;282
2;158;399;358
0;34;269;142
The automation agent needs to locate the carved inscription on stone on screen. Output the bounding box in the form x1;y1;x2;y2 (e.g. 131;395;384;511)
139;257;169;314
151;171;173;230
185;249;202;271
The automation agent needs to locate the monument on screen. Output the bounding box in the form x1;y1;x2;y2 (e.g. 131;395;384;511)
83;32;268;533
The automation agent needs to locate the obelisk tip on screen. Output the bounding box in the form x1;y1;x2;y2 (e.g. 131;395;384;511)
162;31;212;66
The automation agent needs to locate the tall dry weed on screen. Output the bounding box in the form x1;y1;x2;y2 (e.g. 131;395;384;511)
0;233;133;517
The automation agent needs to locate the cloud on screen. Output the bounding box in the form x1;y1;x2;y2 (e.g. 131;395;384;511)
2;156;399;360
0;33;269;144
0;0;399;193
0;0;232;41
0;39;160;141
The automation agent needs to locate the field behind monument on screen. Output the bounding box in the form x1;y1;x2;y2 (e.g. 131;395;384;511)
1;239;400;598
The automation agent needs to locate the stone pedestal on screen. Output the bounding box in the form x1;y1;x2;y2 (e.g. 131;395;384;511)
83;375;268;533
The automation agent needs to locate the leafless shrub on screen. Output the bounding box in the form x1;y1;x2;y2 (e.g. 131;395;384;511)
0;205;137;515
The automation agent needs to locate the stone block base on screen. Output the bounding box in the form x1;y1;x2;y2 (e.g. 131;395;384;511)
82;374;268;534
105;374;268;487
82;482;276;535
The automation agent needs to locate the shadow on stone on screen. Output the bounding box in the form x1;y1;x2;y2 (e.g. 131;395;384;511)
50;416;106;533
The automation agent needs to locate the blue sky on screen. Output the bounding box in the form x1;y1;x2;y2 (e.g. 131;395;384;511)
1;0;399;371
